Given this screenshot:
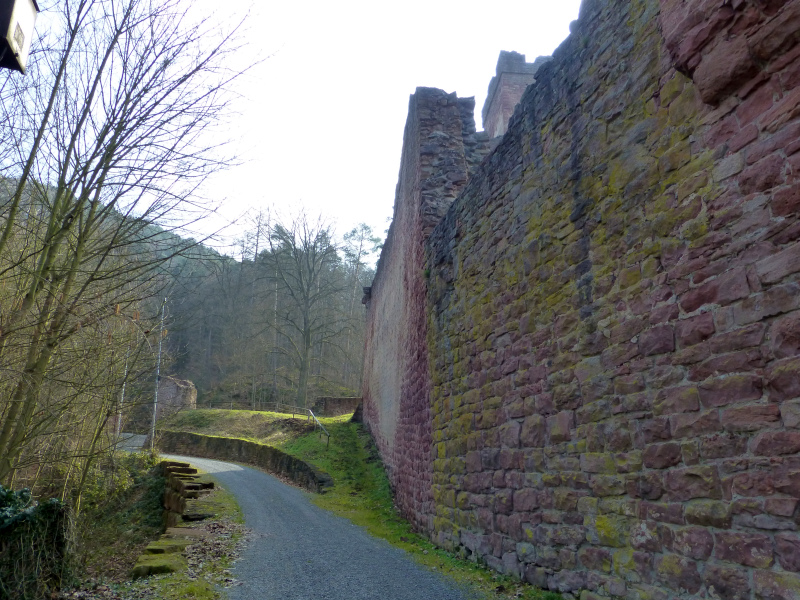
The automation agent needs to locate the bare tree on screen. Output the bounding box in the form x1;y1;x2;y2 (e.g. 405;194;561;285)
265;214;345;407
0;0;244;486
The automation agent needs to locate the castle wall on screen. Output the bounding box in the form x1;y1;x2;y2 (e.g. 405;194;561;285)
362;88;483;529
363;0;800;596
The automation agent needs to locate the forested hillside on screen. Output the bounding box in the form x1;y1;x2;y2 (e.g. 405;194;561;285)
165;214;380;410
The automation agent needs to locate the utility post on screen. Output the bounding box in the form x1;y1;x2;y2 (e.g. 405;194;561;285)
150;298;167;452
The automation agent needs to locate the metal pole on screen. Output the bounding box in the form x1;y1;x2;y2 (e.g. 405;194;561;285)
116;347;130;439
150;298;166;451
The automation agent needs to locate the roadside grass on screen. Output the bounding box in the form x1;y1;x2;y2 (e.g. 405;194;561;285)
162;408;314;446
113;471;245;600
78;452;166;582
279;418;561;600
77;453;245;600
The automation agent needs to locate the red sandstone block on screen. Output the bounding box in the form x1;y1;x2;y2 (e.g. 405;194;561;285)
520;415;545;447
737;80;778;127
655;553;702;594
752;431;800;455
615;374;646;395
773;182;800;217
749;1;800;61
499;449;522;470
705;112;741;148
730;123;760;153
709;323;766;354
610;317;647;345
780;53;800;90
745;121;800;166
733;469;777;497
671;526;714;560
767;356;800;401
721;403;780;432
513;488;539;512
761;86;800;133
734;282;800;325
715;531;774;568
766;498;799;517
754;570;800;600
668;255;709;282
499;420;521;448
636;418;672;447
676;312;716;347
493;489;513;515
695;35;759;105
782;401;800;428
680;268;750;313
775;470;800;500
702;564;751;600
639;325;675;357
466;451;482;473
664;465;722;501
739;153;786;195
698;374;764;407
694;257;734;285
700;432;749;459
654;386;701;415
649;302;680;325
671;410;722;439
771;311;800;359
643;442;682;469
547;411;574;444
689;348;765;381
776;533;800;571
578;546;612;572
640;501;685;525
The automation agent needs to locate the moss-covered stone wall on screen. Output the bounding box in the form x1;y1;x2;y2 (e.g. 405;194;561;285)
156;431;333;493
363;0;800;597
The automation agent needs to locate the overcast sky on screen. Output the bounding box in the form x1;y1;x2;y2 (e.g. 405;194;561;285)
192;0;584;253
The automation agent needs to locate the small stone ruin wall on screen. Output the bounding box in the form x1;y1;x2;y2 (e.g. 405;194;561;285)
362;0;800;598
156;376;197;420
310;397;362;417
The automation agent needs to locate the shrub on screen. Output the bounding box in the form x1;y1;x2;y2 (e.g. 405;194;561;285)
0;485;74;599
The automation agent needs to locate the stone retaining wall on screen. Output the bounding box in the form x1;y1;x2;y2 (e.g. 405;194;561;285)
157;431;333;493
310;397;362;417
362;0;800;597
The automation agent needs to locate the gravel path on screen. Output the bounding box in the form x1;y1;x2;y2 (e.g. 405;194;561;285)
162;454;472;600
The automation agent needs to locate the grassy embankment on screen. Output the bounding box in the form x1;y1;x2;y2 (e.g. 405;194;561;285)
162;409;561;600
78;452;244;600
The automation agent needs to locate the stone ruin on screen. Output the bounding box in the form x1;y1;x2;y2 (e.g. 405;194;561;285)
361;0;800;598
156;376;197;420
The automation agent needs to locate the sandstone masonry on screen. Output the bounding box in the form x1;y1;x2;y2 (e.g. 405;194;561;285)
362;0;800;598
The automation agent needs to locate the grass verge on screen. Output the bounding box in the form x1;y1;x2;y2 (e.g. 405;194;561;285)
114;471;245;600
279;417;561;600
74;455;245;600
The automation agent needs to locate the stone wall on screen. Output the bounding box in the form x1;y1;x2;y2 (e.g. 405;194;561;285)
157;431;333;493
156;377;197;420
362;0;800;597
362;88;493;531
482;51;552;139
310;396;362;417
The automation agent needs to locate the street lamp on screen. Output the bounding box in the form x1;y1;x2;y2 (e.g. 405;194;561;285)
0;0;39;74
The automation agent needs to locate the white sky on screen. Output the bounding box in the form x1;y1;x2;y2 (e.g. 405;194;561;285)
191;0;584;252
